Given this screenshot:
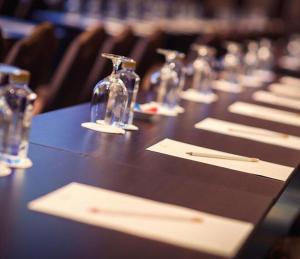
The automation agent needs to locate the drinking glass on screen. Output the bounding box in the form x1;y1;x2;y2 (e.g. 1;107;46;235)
91;53;129;128
155;48;185;109
243;41;259;76
223;42;242;84
257;38;273;71
191;44;215;94
287;35;300;58
117;59;140;129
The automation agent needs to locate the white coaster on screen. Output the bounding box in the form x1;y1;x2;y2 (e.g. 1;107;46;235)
212;80;243;93
253;70;275;83
0;162;11;177
0;153;32;169
124;124;139;131
269;83;300;99
278;56;300;71
29;182;254;258
180;89;218;103
96;120;139;131
253;90;300;110
175;105;185;114
81;122;125;135
157;106;178;117
280;76;300;87
238;75;263;88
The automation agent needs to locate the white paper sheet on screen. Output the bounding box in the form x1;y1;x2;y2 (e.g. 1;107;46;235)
195;118;300;151
280;76;300;87
212;80;243;93
28;182;254;258
269;83;300;99
180;89;218;103
253;91;300;110
228;102;300;127
147;139;293;181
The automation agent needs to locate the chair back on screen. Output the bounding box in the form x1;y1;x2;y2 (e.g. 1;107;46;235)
0;0;19;16
5;22;57;90
0;28;4;61
46;25;107;110
130;30;166;81
81;26;137;104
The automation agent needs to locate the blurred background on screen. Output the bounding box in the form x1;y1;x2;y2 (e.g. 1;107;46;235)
0;0;300;114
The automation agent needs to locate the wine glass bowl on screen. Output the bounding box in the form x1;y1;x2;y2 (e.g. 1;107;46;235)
91;53;129;128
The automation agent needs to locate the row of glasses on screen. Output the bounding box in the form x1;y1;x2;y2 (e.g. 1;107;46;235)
88;37;274;133
63;0;202;20
183;38;275;99
221;39;274;86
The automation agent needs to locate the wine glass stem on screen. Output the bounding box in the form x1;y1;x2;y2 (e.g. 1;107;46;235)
112;60;121;76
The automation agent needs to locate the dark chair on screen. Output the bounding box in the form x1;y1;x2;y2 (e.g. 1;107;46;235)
5;22;57;90
130;30;166;83
0;0;19;16
0;28;4;61
14;0;47;19
34;25;107;113
80;26;137;104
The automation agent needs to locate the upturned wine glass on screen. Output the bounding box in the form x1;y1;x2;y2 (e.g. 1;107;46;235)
191;44;215;94
223;42;242;84
91;53;130;128
243;41;259;76
117;59;140;129
154;48;185;109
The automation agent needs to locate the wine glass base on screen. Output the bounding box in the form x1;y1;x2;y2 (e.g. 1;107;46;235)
0;154;32;169
0;163;11;177
82;122;125;135
124;124;139;131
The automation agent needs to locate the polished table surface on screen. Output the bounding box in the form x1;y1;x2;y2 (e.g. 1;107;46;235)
0;83;300;258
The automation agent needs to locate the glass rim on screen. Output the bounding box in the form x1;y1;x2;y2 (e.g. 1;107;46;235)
101;53;133;63
156;48;185;60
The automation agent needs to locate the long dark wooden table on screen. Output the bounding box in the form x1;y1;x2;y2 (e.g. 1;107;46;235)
0;83;299;258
